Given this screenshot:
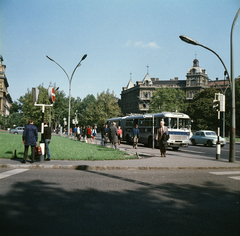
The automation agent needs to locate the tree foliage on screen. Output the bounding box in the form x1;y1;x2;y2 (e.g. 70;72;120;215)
149;87;186;113
187;88;219;131
84;90;122;127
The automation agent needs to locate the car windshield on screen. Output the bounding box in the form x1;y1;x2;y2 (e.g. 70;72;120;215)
205;132;216;136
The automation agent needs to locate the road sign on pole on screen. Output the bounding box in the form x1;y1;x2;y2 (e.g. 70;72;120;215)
48;87;55;103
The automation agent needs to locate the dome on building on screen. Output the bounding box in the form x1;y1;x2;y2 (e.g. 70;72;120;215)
187;59;207;74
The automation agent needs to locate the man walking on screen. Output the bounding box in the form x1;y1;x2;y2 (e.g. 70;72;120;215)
109;122;118;149
156;120;168;157
132;124;140;149
22;119;38;163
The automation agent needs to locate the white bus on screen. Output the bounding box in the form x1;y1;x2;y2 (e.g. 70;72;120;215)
107;112;192;150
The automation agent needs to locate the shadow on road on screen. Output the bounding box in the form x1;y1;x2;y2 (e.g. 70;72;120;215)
0;170;239;236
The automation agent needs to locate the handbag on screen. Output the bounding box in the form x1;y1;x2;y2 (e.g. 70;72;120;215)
35;146;42;156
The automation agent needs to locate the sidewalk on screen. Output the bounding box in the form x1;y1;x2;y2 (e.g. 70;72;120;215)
0;143;239;170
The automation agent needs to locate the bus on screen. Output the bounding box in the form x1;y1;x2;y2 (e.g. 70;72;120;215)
106;112;192;150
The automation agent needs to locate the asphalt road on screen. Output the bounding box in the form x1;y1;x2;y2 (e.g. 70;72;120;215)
0;168;239;236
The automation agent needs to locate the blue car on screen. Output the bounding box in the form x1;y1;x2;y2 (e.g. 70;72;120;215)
10;127;25;135
190;130;226;147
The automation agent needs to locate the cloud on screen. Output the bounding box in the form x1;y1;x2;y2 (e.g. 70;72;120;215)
125;40;160;49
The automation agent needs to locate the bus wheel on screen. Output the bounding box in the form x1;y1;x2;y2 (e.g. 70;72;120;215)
172;147;179;151
148;137;153;148
126;135;131;145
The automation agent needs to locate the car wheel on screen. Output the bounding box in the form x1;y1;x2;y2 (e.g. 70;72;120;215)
191;139;196;146
207;140;213;147
221;144;225;147
14;132;18;134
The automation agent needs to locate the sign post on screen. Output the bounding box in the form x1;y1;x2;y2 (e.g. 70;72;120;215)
32;87;55;162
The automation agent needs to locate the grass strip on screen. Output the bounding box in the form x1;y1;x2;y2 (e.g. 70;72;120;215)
0;132;136;161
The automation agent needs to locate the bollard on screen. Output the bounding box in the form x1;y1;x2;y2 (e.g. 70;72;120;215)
39;142;45;162
216;143;221;160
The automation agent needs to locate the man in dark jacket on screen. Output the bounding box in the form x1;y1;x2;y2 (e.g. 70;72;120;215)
22;119;38;163
43;121;52;161
101;123;107;146
156;120;168;157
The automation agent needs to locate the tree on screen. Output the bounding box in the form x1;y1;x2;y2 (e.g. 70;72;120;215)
18;85;53;129
84;90;122;127
149;87;186;113
187;88;219;131
225;77;240;136
52;90;68;130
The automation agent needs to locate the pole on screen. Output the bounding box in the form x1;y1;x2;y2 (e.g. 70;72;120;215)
229;8;240;162
216;110;221;160
46;54;87;138
152;114;154;149
68;79;71;138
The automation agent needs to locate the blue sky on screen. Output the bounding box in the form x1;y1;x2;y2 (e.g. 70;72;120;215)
1;0;239;102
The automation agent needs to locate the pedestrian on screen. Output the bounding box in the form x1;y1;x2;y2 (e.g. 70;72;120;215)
80;126;83;141
82;125;86;142
77;125;80;141
73;126;77;139
43;121;51;161
109;122;118;149
117;126;122;145
101;123;107;146
22;119;38;163
87;125;92;143
105;124;109;142
132;124;140;149
156;120;169;157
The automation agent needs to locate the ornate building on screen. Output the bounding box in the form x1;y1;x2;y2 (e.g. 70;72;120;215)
119;59;230;115
0;55;13;116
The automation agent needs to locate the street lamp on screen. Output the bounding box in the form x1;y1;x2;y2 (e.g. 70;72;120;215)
46;54;87;138
179;7;239;163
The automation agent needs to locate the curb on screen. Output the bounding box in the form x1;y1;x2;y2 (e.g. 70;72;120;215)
1;164;240;171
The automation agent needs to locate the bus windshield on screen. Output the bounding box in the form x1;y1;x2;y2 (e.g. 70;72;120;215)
179;118;191;129
169;118;177;129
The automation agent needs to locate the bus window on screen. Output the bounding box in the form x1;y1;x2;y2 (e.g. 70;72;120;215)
170;118;177;129
139;119;144;127
163;118;169;127
134;119;139;126
126;119;133;127
179;118;191;129
150;118;156;126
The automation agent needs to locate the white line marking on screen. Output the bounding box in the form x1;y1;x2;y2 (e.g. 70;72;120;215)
0;169;29;179
209;171;240;175
229;176;240;180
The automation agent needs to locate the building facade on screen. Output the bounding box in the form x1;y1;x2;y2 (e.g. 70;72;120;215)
119;59;230;115
0;55;12;116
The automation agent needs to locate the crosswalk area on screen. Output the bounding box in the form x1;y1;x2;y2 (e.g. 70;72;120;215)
0;169;29;179
209;171;240;180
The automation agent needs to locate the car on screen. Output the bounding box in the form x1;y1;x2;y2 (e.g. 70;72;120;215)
190;130;226;147
10;127;25;135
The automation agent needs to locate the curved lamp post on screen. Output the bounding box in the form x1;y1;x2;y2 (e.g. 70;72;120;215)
46;54;87;137
179;8;240;162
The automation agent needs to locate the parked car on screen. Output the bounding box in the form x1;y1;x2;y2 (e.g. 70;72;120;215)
190;130;226;147
10;127;25;135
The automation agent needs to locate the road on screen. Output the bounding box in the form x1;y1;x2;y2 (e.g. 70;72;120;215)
0;167;239;236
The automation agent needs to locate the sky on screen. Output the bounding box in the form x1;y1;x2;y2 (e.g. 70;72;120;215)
0;0;239;102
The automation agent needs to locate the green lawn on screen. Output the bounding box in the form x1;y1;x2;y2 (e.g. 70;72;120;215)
0;132;136;161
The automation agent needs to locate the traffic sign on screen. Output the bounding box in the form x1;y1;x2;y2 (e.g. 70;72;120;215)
48;87;55;103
